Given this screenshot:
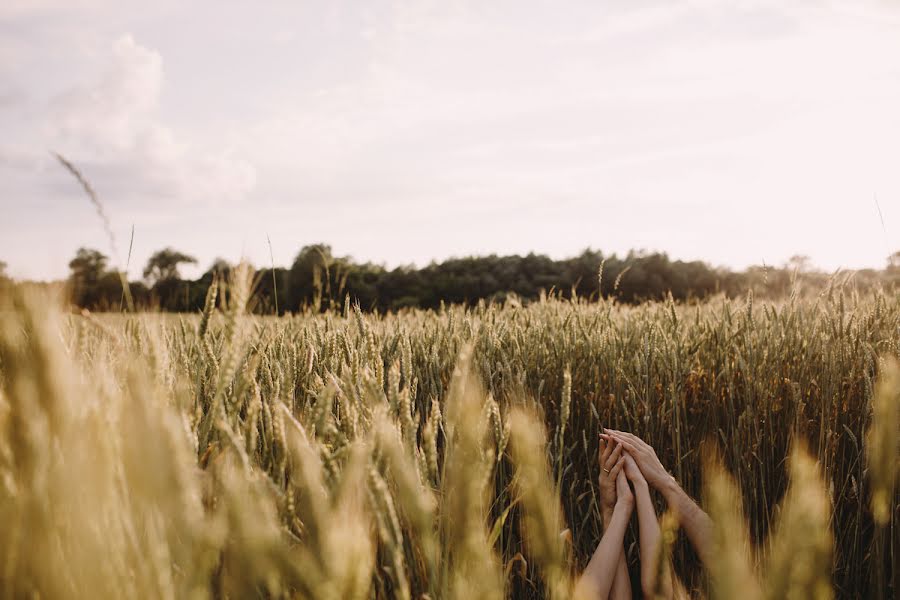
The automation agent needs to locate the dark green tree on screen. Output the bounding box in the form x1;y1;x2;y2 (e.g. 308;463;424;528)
288;244;335;311
205;258;232;279
68;248;114;308
143;248;197;285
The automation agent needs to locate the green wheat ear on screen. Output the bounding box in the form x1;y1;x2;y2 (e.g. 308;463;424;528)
0;277;896;598
867;358;899;526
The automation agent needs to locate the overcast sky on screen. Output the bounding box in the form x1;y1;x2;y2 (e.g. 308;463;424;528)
1;0;899;280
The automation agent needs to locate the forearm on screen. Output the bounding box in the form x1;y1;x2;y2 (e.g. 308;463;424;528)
602;508;632;600
635;482;671;598
659;477;714;568
610;554;630;600
576;504;631;600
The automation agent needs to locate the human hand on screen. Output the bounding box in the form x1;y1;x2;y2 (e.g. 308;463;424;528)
622;452;648;490
598;436;625;515
602;429;675;491
615;468;634;510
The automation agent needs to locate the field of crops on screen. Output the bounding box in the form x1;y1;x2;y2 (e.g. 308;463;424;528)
0;265;896;599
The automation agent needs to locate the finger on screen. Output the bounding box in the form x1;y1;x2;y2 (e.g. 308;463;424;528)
609;429;639;443
608;431;640;449
605;441;623;470
600;442;620;477
604;429;631;444
600;440;612;465
616;430;651;452
609;455;626;479
604;431;627;445
610;437;639;456
599;438;611;464
622;432;650;452
623;452;643;473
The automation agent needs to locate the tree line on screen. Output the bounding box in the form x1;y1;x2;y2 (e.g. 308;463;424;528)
9;246;900;314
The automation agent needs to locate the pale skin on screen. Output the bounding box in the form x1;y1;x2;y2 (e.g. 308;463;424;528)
622;452;675;599
601;429;714;570
594;440;677;599
594;438;632;600
578;430;712;599
574;441;633;600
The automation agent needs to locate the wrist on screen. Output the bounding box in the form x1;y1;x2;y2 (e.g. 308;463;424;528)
601;511;614;529
632;478;649;493
656;474;680;499
613;500;633;518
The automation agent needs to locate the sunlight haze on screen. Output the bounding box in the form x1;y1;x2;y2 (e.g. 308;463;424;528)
1;0;898;280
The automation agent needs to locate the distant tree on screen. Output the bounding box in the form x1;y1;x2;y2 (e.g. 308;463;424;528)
0;261;9;293
253;266;290;315
206;258;232;279
54;242;898;313
786;254;813;273
69;248;107;285
888;250;900;271
344;262;384;309
288;244;334;311
143;248;197;286
68;248;111;307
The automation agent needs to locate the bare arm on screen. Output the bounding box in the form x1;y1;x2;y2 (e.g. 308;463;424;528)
624;453;673;599
601;505;632;600
603;430;714;570
657;476;714;568
576;467;633;600
594;438;633;600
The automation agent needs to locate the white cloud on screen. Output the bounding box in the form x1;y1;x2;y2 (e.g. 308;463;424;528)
42;34;256;206
1;1;899;279
49;36;163;150
0;27;257;279
1;32;255;217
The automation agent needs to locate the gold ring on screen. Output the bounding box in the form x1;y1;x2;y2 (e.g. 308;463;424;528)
602;468;610;474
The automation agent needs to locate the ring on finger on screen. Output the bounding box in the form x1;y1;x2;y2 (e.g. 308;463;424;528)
602;468;610;474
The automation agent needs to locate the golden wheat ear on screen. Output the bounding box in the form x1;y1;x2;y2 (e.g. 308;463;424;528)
702;446;763;600
867;358;899;526
507;407;573;600
440;344;504;600
764;443;833;600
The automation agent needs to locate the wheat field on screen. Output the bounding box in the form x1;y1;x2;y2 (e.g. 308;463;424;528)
0;265;896;599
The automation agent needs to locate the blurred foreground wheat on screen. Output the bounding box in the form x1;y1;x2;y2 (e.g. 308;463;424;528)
0;276;897;598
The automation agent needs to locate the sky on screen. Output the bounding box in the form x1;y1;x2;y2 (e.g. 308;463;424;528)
1;0;899;281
